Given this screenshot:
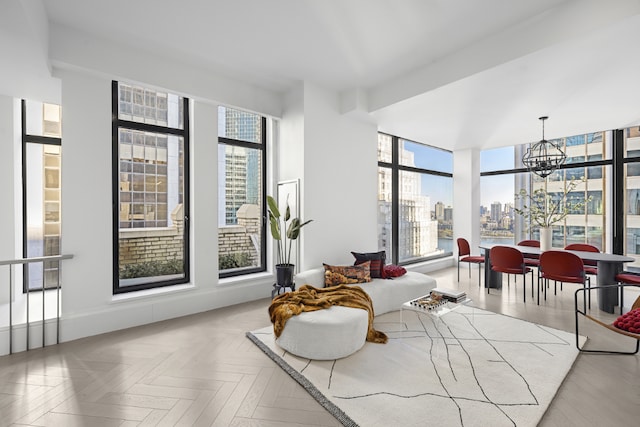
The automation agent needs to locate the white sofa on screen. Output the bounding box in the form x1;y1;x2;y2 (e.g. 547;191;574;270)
294;267;437;315
274;267;437;360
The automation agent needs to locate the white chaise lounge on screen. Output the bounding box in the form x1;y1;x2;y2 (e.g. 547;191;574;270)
274;267;437;360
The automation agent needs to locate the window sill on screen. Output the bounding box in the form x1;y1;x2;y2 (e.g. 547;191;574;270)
111;283;195;304
218;271;274;287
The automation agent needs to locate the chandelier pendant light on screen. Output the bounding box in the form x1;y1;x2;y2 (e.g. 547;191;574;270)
522;116;566;178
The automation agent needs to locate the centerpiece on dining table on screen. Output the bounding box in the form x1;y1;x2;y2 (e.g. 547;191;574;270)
514;176;592;251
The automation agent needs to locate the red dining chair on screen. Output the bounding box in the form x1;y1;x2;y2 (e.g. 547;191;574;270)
518;240;540;297
564;243;599;276
615;272;640;315
517;240;540;265
539;251;590;309
457;238;484;286
489;246;533;302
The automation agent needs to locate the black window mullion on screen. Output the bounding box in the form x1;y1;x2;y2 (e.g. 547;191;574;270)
260;116;267;272
111;81;120;295
218;111;267;279
112;80;190;293
613;129;624;255
379;133;454;266
391;136;399;265
21;100;64;293
181;96;191;284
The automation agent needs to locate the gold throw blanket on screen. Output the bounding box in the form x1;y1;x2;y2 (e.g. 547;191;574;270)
269;284;388;344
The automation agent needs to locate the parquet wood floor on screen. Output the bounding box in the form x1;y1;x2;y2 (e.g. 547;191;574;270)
1;267;639;426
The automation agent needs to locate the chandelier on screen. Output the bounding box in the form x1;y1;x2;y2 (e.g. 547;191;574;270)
522;116;566;178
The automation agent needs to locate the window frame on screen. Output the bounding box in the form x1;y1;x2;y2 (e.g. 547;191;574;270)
111;81;191;294
217;112;267;279
480;132;612;249
21;99;63;293
378;132;453;266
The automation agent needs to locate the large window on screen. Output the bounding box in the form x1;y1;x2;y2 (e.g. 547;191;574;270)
112;81;190;293
378;133;453;265
217;106;266;277
22;100;62;291
624;126;640;267
481;132;609;250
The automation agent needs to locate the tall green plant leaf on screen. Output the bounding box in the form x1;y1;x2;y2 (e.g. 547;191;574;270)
267;196;280;219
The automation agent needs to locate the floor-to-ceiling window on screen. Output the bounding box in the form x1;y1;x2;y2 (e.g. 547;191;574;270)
378;133;453;265
623;126;640;267
481;131;610;250
112;81;190;293
22;100;62;291
217;106;266;277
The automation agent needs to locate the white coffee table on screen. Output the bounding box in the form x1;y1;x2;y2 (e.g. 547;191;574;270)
400;294;472;324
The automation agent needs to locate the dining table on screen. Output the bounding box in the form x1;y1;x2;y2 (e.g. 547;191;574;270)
479;243;634;313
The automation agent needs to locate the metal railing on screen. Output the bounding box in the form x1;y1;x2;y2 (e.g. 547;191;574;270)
1;254;73;354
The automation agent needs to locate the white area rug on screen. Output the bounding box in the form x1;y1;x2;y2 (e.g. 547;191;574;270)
247;306;585;427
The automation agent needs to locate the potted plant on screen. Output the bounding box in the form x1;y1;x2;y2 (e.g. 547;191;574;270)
514;177;591;251
267;195;313;287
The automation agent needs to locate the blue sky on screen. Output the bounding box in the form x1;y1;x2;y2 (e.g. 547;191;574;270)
480;147;517;207
407;144;516;209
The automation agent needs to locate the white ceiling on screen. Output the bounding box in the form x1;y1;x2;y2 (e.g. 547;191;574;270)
33;0;640;150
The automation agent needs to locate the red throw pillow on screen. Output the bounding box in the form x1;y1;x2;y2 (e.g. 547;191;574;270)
383;264;407;278
613;308;640;334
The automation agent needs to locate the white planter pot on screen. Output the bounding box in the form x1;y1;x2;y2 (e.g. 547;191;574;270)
539;227;552;251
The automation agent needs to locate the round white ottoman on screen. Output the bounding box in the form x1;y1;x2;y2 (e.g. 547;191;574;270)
275;305;369;360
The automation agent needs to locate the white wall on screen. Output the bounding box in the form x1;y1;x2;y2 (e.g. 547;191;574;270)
0;96;17;263
52;67;279;344
0;1;59;103
453;148;481;252
50;24;280;118
296;83;379;269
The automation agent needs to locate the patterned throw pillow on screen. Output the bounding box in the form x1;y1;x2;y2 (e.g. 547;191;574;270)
323;262;372;287
351;251;386;279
